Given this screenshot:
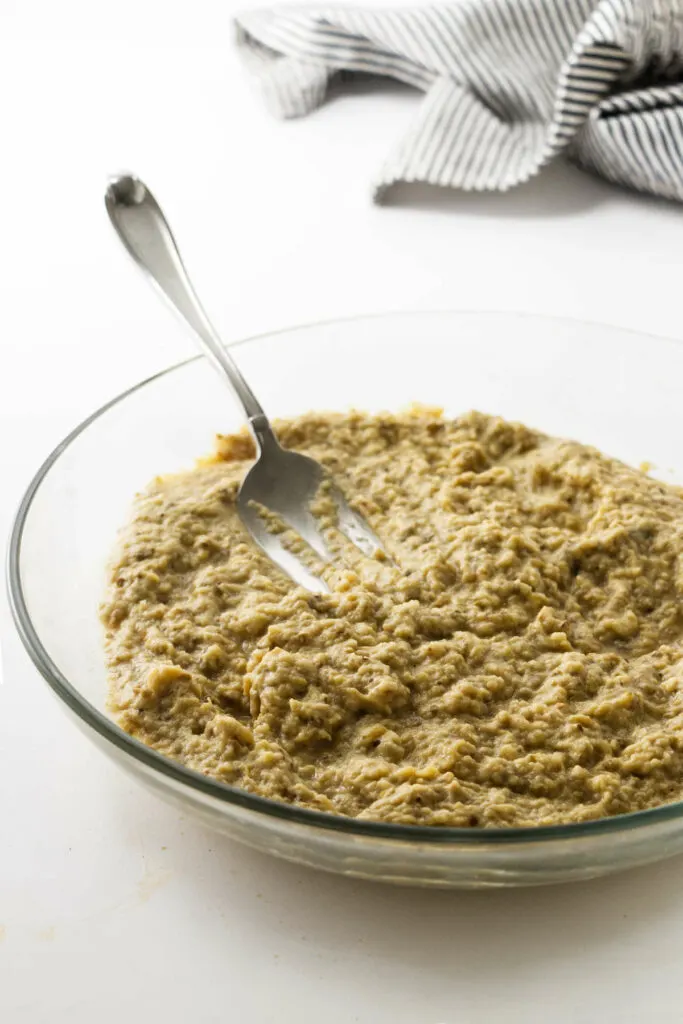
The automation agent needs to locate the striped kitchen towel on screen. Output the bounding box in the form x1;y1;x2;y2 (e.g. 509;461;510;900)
235;0;683;201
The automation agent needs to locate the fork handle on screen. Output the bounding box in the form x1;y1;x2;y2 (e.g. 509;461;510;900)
105;173;277;453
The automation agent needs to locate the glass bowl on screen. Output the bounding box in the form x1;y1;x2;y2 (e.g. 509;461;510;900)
10;310;683;888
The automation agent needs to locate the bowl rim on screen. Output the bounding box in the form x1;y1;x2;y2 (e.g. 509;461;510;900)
9;307;683;846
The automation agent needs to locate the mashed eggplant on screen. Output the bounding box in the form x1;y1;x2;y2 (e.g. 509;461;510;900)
102;409;683;827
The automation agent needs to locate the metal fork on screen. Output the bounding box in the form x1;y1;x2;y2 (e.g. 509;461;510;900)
105;173;389;593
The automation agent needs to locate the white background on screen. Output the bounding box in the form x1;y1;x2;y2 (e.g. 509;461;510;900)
3;1;683;1021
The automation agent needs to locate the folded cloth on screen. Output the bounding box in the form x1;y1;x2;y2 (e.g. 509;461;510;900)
235;0;683;201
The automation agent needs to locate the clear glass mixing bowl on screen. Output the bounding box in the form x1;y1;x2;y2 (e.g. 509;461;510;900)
10;310;683;888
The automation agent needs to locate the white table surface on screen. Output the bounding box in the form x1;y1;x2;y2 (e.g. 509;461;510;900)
4;2;683;1021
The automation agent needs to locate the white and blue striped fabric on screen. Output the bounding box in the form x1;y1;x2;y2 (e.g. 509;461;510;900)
235;0;683;201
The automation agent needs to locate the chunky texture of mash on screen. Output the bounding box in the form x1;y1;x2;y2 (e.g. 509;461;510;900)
102;409;683;827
